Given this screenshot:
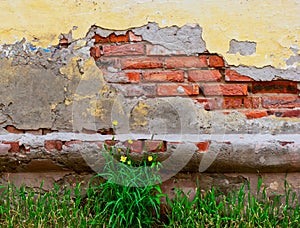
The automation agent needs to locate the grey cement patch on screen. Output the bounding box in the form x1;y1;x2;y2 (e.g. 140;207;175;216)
231;65;300;81
228;39;257;56
133;22;206;55
0;132;298;145
0;133;299;173
286;55;300;66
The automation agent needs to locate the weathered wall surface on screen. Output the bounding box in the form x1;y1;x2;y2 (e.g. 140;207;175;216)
0;1;299;190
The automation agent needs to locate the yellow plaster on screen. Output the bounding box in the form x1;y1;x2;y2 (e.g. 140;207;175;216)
130;101;150;128
0;0;299;68
50;103;57;110
65;99;72;106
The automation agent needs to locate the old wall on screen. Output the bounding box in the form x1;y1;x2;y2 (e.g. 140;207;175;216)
0;0;299;191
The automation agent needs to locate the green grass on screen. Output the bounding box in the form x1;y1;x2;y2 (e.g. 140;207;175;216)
166;179;300;228
0;177;299;227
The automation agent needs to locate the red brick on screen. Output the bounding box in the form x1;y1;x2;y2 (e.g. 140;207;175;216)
59;38;69;45
188;70;222;82
240;110;268;119
44;140;63;151
82;128;97;134
208;55;225;68
222;98;244;109
262;96;300;108
194;97;259;109
64;140;83;147
243;97;260;109
196;142;210;152
252;81;298;94
193;98;222;110
97;57;121;70
165;56;208;68
126;72;140;83
146;44;185;56
3;141;20;152
121;57;163;69
143;71;184;82
103;44;145;56
103;71;140;83
108;32;129;43
157;84;199;96
6;126;24;134
90;46;101;59
93;34;109;43
145;140;167;152
268;109;300;118
124;140;143;153
42;129;53;135
202;84;248;96
25;129;43;135
225;69;253;81
113;84;156;97
128;31;143;42
279;141;294;146
104;140;119;146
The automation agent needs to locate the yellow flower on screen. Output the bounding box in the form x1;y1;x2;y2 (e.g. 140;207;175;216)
120;156;127;163
128;139;133;145
117;148;122;152
112;120;118;126
127;160;131;165
148;155;153;162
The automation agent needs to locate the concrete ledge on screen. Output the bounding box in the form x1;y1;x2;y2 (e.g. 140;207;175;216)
0;133;298;173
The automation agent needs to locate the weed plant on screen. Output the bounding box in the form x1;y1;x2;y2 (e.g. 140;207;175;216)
90;139;165;227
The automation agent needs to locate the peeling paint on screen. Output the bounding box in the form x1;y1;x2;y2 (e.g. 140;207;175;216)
0;0;299;68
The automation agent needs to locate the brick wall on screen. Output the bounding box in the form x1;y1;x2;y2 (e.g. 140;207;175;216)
89;31;300;120
0;25;299;177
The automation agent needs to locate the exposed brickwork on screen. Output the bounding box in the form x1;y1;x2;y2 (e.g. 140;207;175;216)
121;57;163;69
103;44;145;56
90;46;101;60
196;142;210;152
240;110;268;119
145;140;167;152
64;140;83;147
225;69;254;81
124;140;144;153
202;84;248;96
188;70;222;82
165;56;207;68
3;142;20;152
157;84;199;96
252;81;298;94
143;71;184;82
208;55;225;68
45;140;63;152
85;30;300;121
6;126;24;134
262;96;300;108
128;31;143;42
